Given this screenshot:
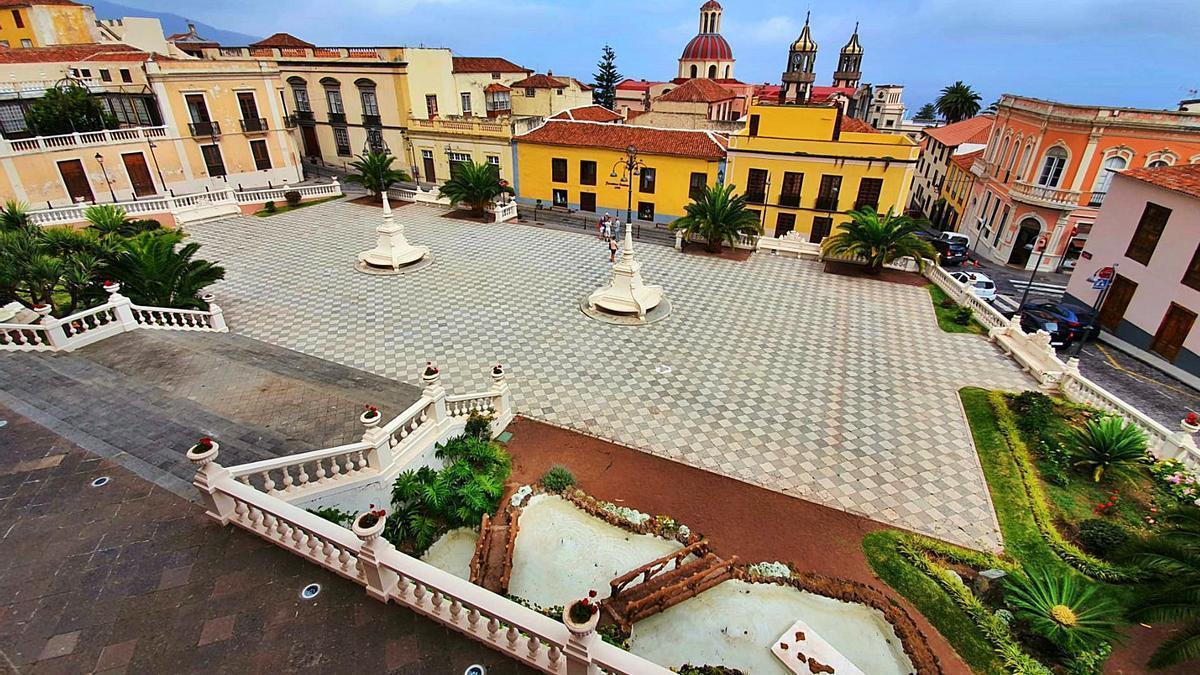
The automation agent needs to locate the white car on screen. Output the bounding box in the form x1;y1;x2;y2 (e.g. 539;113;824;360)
938;232;971;248
950;271;997;303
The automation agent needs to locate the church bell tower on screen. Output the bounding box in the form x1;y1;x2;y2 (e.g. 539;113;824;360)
780;12;817;104
833;23;864;89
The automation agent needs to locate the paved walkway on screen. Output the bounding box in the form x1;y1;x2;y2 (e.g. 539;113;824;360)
0;405;532;674
185;200;1032;548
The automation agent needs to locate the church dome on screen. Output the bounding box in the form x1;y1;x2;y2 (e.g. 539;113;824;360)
681;33;733;61
700;0;723;9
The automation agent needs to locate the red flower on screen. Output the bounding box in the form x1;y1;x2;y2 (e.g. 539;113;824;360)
197;436;213;449
588;590;597;598
1187;412;1199;426
103;280;114;287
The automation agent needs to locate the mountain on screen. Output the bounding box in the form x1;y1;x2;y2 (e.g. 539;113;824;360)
88;0;261;46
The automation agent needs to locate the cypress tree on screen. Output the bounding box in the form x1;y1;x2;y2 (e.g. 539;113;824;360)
592;45;621;110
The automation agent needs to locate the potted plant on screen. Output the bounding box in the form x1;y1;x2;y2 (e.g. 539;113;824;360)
421;361;440;384
563;590;600;638
491;363;504;379
1184;412;1199;434
103;280;120;294
360;404;381;427
32;303;52;317
186;436;219;462
352;504;387;540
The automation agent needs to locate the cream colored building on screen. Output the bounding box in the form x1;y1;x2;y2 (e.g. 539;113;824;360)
0;0;100;49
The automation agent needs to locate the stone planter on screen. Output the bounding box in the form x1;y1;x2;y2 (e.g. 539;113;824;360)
103;282;121;295
360;410;382;428
491;364;505;383
1183;419;1200;435
186;440;220;465
32;304;52;317
421;364;440;386
562;601;599;639
352;512;386;542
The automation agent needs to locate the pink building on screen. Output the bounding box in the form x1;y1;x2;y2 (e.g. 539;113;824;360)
1066;164;1200;385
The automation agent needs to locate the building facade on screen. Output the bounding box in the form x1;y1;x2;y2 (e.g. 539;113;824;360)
961;95;1200;271
725;102;918;240
907;114;992;224
0;0;98;49
513;119;727;225
940;149;982;234
1064;164;1200;385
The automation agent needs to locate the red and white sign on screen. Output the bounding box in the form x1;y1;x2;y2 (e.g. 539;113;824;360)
1097;266;1115;280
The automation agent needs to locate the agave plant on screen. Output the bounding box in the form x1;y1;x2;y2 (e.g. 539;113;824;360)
669;184;762;253
1004;566;1120;654
345;150;411;199
1123;509;1200;668
821;207;937;274
1067;416;1149;483
105;231;225;310
437;161;512;220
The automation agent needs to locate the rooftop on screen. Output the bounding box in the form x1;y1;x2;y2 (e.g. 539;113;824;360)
250;32;315;49
0;0;81;5
451;56;529;74
923;115;994;147
510;73;567;89
841;117;880;134
1122;162;1200;200
950;148;985;171
550;105;623;122
0;43;152;64
516;119;727;159
616;78;664;92
657;78;735;104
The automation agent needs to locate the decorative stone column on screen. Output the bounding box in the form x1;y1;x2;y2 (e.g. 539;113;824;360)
352;511;398;602
1170;415;1200;462
186;439;235;525
104;282;139;331
422;362;449;424
360;405;393;470
586;230;665;321
561;601;600;675
357;191;430;272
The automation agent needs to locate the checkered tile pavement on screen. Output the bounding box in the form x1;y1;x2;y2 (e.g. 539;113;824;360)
187;201;1033;549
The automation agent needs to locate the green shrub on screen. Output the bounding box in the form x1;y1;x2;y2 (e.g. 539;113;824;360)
1011;391;1056;437
541;465;576;493
264;200;276;213
1066;416;1149;483
125;218;163;234
307;506;355;526
953;305;973;325
1076;519;1128;557
1003;566;1120;655
939;297;957;309
284;190;302;206
464;410;493;441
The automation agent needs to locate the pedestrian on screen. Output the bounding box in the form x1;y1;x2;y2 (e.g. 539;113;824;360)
612;218;622;242
609;235;619;263
601;219;611;241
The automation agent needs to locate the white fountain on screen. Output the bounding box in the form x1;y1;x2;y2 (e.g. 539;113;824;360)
585;229;667;323
356;192;431;274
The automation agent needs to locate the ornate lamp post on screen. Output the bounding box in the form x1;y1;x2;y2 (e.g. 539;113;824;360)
94;152;116;202
610;145;647;240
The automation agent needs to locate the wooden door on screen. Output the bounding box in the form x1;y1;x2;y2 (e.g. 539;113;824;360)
300;125;321;158
810;216;833;244
774;213;795;237
423;154;436;183
579;192;596;213
57;159;94;204
121;152;156;197
1099;275;1137;332
1151;303;1196;362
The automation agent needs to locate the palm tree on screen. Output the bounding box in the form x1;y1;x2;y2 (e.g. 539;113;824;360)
936;81;983;123
345;151;411;201
106;231;225;309
437;161;513;221
669;184;762;253
821;207;937;274
1124;510;1200;668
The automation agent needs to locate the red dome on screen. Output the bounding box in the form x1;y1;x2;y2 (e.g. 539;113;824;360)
700;0;723;9
680;33;733;61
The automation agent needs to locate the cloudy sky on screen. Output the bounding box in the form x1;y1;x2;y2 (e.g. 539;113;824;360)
115;0;1199;112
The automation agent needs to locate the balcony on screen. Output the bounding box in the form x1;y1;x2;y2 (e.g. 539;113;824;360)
408;117;510;138
1010;180;1082;210
293;110;314;122
188;121;221;137
328;112;346;124
814;197;839;211
362;114;382;126
1085;190;1107;208
283;115;297;129
778;194;801;208
744;191;766;205
1;125;168;156
239;117;268;133
969;157;992;178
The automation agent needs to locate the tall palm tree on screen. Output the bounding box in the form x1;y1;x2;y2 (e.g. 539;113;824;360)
106;231;225;309
669;184;762;253
437;161;513;221
821;207;937;274
936;81;983;123
1124;510;1200;668
345;151;411;200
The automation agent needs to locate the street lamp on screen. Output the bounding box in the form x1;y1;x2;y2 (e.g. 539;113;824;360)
94;153;116;202
1069;263;1119;358
146;139;165;194
1016;233;1050;311
610;144;647;239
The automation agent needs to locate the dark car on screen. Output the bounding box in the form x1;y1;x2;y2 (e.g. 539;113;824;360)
931;238;969;266
1020;309;1073;348
1020;301;1098;340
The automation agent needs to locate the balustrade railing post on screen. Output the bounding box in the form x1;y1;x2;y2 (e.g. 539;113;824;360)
207;302;228;332
186;440;236;525
353;515;399;602
39;313;69;350
105;285;138;331
422;363;449;426
1167;417;1200;463
361;411;394;470
561;630;596;675
490;364;512;424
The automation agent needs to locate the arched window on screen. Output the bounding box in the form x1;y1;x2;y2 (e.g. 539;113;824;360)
690;64;698;78
1148;159;1170;168
287;76;310;112
996;136;1011;176
707;64;717;79
1092;155;1127;194
724;65;730;79
356;78;380;120
320;77;343;115
1017;142;1033;176
1037;147;1068;187
1006;137;1021;174
987;129;1002;160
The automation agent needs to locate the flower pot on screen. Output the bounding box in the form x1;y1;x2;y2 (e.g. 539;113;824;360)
421;367;440;386
360;410;381;428
352;511;386;541
32;304;52;317
562;601;599;639
103;282;121;294
1183;419;1200;434
186;440;220;465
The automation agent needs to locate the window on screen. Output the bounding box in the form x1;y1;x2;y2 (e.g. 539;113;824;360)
487;155;500;167
579;192;596;212
690;65;698;78
638;167;656;194
1149;159;1170;168
748;114;760;137
815;175;842;211
1182;244;1200;292
19;38;30;48
200;144;225;176
333;127;351;156
1017;143;1033;175
885;119;894;128
366;127;384;152
0;41;8;48
746;168;768;203
854;177;883;211
552;188;568;207
100;70;111;82
992;205;1010;246
237;91;259;121
551;158;567;183
1037;147;1068;187
292;85;311;112
1125;202;1171;265
425;94;438;117
524;88;535;97
707;65;717;79
1092;155;1127;196
360;89;379;117
580;160;597;186
775;213;796;237
80;69;91;78
119;69;132;83
811;216;833;244
460;92;472;115
689;172;707;200
325;87;344;114
779;172;803;207
638;201;655;221
555;89;563;95
249;139;271;170
491;72;500;80
449;152;471;178
12;10;23;28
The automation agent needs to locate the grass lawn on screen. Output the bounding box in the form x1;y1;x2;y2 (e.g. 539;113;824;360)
254;195;342;217
927;284;985;335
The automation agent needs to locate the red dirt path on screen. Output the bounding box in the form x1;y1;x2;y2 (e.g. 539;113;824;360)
502;416;973;675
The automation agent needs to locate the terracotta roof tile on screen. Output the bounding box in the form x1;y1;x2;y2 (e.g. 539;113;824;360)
840;117;879;134
483;82;511;93
550;105;623;122
251;33;314;48
511;73;567;89
0;43;149;64
950;148;984;171
517;120;726;160
0;0;79;5
616;78;661;92
924;115;994;147
657;78;734;103
1122;163;1200;200
810;85;856;102
452;56;528;74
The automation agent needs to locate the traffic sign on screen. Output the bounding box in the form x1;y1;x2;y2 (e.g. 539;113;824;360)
1092;278;1111;290
1097;266;1115;280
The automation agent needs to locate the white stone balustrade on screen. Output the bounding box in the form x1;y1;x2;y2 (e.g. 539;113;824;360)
230;442;376;496
1;125;168;156
234;180;342;205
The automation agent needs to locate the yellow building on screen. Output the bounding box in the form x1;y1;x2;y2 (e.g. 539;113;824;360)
0;0;99;49
941;148;981;232
514;120;727;225
725;102;918;240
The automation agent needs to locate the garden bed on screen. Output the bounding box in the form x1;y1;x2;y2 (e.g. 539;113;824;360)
441;208;493;223
679;244;753;262
822;260;928;286
254;194;342;216
926;284;986;335
347;194;413;208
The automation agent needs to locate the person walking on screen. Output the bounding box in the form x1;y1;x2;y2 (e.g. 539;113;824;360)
608;235;619;263
612;217;622;242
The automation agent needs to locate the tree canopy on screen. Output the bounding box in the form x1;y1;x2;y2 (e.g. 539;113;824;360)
26;83;116;135
591;45;622;111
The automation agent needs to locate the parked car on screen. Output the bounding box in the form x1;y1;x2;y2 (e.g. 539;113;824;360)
1020;309;1073;348
950;271;997;303
1020;301;1098;340
938;232;971;248
931;238;969;266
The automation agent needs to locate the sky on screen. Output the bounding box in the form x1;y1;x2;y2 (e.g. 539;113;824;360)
111;0;1200;113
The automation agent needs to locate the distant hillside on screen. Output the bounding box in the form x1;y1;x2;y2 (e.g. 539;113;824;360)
88;0;261;46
